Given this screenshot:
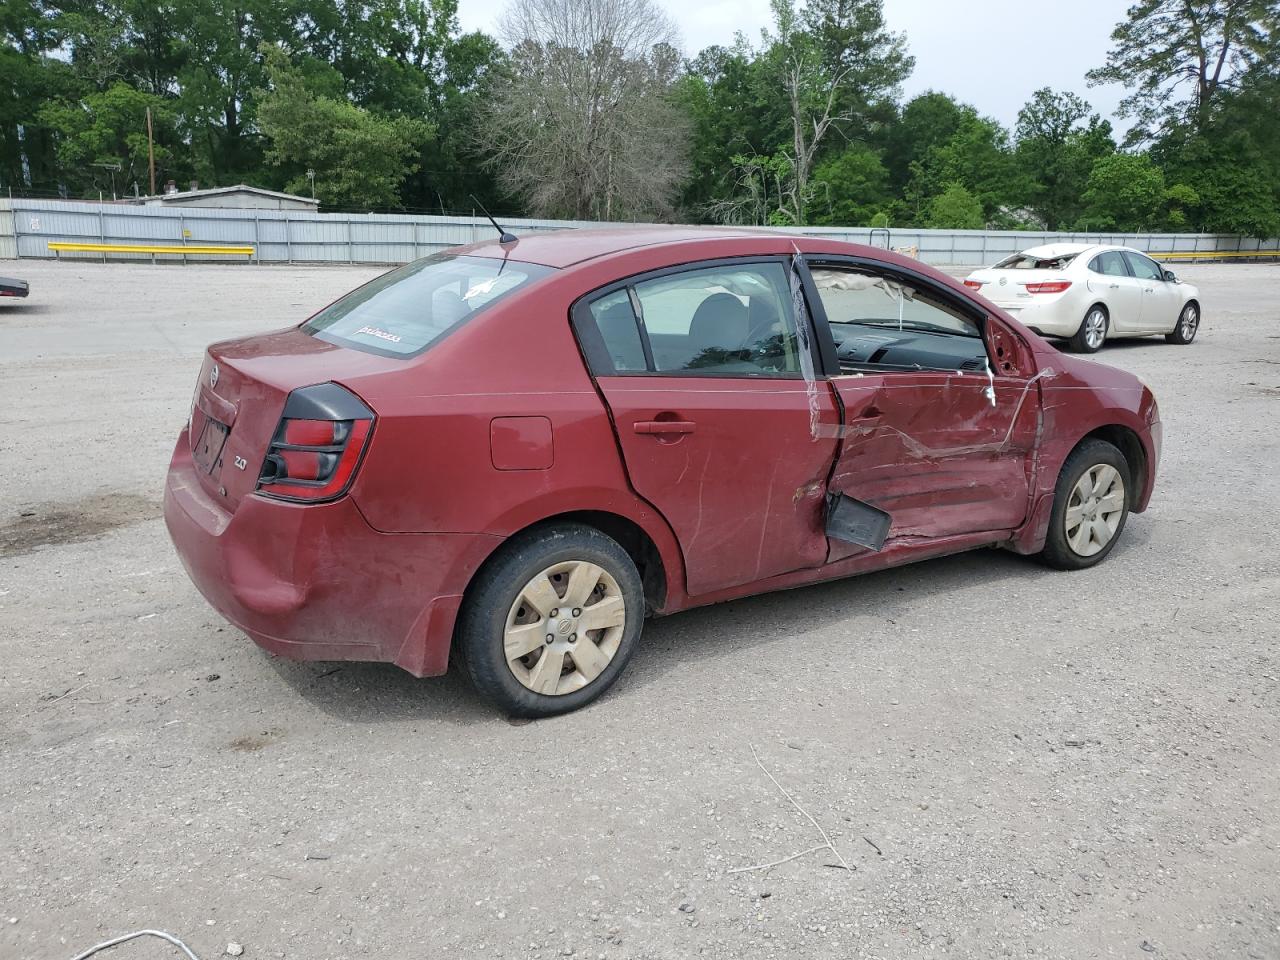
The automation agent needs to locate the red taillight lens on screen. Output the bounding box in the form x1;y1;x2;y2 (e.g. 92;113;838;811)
963;279;984;289
283;419;341;447
256;384;374;503
1024;281;1072;294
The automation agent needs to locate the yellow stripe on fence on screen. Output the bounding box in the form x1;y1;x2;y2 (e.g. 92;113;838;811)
48;241;255;256
1152;249;1280;260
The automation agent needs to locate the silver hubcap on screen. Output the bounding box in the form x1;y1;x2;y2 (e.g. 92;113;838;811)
1084;310;1106;348
1065;464;1125;557
503;560;626;696
1180;305;1198;339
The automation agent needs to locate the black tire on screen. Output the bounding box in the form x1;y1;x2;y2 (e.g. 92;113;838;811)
458;522;644;717
1165;301;1200;344
1067;304;1108;353
1038;439;1131;570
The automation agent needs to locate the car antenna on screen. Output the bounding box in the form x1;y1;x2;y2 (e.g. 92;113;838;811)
470;195;517;244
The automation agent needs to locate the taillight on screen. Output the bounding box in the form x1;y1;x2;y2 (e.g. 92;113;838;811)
963;279;984;289
256;383;375;503
1023;281;1072;294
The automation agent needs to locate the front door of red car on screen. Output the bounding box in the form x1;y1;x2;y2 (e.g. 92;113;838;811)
804;259;1040;562
572;259;838;597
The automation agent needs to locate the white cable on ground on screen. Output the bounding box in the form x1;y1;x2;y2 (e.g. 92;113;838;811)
69;929;201;960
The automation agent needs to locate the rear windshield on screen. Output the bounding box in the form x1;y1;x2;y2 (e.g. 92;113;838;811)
994;252;1080;271
303;254;552;357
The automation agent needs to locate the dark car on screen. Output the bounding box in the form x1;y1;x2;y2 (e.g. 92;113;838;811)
1;276;29;298
165;228;1161;716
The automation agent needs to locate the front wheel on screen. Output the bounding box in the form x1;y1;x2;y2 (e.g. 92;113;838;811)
457;522;644;717
1165;302;1199;344
1068;305;1108;353
1038;439;1131;570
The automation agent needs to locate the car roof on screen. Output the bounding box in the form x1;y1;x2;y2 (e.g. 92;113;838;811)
1016;242;1099;259
448;225;805;269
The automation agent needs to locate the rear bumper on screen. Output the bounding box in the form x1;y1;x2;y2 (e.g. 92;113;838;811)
992;300;1080;337
163;430;500;676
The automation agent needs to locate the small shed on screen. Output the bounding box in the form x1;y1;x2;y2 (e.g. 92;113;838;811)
138;184;318;211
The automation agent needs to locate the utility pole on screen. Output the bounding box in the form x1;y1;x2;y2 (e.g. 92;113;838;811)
146;107;156;196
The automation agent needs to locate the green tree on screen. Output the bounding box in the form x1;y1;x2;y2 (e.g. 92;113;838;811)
1081;153;1167;231
175;0;298;184
1163;128;1280;235
1088;0;1280;139
762;0;911;225
925;182;983;229
410;29;505;213
1015;87;1115;229
877;91;968;192
257;48;432;208
38;82;179;197
809;144;890;225
675;44;788;218
904;111;1027;226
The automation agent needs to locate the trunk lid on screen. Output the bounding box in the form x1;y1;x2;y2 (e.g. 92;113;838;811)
967;269;1071;310
188;327;400;511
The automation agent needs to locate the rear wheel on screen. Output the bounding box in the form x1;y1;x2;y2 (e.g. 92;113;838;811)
1068;305;1108;353
458;522;643;717
1165;302;1199;344
1039;439;1130;570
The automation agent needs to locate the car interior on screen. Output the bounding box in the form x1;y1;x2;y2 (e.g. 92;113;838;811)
809;268;991;374
587;265;803;376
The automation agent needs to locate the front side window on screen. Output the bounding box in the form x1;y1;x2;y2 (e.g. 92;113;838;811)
1090;251;1131;277
1123;252;1164;281
304;254;552;357
809;266;988;373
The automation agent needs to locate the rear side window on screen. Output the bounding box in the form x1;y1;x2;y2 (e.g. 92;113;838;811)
578;262;803;377
587;290;648;372
304;254;552;357
994;252;1080;270
1089;251;1131;277
634;263;800;374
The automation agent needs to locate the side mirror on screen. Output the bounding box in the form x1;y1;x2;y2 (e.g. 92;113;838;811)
1162;269;1178;283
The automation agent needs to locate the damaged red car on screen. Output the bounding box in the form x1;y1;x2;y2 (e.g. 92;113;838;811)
165;228;1161;716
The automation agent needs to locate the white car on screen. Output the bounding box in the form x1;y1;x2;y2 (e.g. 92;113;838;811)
963;243;1201;353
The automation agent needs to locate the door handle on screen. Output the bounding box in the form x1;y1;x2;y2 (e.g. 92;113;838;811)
848;414;881;426
1109;283;1120;289
633;419;696;435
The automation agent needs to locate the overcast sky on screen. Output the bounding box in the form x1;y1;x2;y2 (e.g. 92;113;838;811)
455;0;1133;134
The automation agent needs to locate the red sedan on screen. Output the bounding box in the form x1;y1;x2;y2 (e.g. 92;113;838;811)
165;228;1161;716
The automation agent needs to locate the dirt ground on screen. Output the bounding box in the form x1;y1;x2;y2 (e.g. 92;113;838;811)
1;258;1278;960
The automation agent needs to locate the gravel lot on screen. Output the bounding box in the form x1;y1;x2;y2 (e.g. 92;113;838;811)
2;258;1278;960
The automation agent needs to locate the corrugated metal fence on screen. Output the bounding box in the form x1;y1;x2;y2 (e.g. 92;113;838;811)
3;197;1278;267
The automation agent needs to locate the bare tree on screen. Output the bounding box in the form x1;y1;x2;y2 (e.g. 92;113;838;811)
709;0;910;227
483;0;689;221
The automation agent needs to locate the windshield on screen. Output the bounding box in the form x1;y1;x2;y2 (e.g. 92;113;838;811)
303;254;553;357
